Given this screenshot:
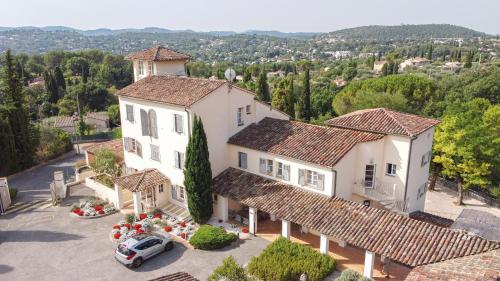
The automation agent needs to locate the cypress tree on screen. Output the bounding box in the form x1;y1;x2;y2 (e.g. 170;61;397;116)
271;79;288;112
54;66;66;90
300;67;311;122
1;50;36;171
43;70;59;103
255;68;270;102
0;116;16;176
427;44;433;61
285;76;295;117
464;51;473;68
243;68;252;83
184;115;213;224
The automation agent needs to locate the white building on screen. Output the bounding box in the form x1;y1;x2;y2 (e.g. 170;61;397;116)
103;46;439;222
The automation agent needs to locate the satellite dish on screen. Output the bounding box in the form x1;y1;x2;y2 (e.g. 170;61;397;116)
224;68;236;83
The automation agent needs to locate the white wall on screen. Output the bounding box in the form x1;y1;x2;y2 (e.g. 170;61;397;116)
228;145;335;196
132;60;186;82
405;127;435;212
119;96;189;195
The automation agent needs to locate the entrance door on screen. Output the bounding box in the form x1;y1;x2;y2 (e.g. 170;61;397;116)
364;164;376;188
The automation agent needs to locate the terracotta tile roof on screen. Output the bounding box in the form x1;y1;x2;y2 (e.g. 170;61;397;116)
148;272;199;281
213;167;500;267
325;108;440;137
113;169;170;192
85;139;124;161
405;249;500;281
126;46;190;61
53;116;76;128
116;75;226;107
85;111;109;122
228;118;384;168
409;211;454;228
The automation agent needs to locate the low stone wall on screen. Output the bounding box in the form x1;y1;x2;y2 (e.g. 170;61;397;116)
85;176;118;208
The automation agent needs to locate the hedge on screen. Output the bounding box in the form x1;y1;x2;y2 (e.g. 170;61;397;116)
189;225;238;250
247;237;336;281
335;269;373;281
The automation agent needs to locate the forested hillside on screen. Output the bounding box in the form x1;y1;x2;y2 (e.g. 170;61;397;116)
324;24;486;40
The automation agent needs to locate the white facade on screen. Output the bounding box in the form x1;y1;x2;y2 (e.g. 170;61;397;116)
133;60;187;82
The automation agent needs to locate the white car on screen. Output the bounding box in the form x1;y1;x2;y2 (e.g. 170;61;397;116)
115;233;174;268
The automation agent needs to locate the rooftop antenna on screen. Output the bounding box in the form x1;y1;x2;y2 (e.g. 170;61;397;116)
224;68;236;92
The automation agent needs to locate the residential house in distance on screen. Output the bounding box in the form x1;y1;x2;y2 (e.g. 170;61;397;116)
372;60;386;73
52;112;110;133
399;57;431;70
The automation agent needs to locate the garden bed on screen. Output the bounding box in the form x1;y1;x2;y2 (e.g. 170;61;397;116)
110;210;198;246
71;197;116;218
93;174;114;188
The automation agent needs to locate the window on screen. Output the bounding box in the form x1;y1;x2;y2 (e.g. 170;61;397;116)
138;60;144;75
421;151;432;167
147;61;153;75
174;151;185;169
364;164;376;188
246;105;251;114
237;107;244;126
140;109;149;136
150;144;160;162
259;158;273;176
238;152;248;169
124;137;142;157
148;109;158;138
276;162;291;181
386;163;396;176
213;194;218;203
173;114;183;134
126;105;134;122
172;185;185;202
298;169;324;190
159;184;164;193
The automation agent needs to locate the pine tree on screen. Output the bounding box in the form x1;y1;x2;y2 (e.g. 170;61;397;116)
255;68;270;102
300;67;311;122
184;115;213;224
1;50;36;171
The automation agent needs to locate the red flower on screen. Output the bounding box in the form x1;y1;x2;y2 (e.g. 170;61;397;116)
73;208;80;214
181;232;186;239
94;205;103;211
180;221;187;228
153;213;162;219
78;211;84;216
113;233;121;239
164;226;172;232
113;225;120;229
98;210;105;215
134;224;142;230
242;228;249;234
123;223;131;229
136;229;144;235
139;213;147;220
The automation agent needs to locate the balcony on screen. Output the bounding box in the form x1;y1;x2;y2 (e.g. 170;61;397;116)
353;180;407;213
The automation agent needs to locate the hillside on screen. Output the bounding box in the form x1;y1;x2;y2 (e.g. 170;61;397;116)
324;24;486;40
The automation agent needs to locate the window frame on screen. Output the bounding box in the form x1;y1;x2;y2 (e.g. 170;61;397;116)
238;152;248;169
138;60;145;75
148;109;158;138
147;61;153;75
150;144;160;162
237;107;244;126
159;184;164;193
174;151;185;170
173;114;184;134
364;164;376;188
259;158;273;176
126;104;134;123
298;169;324;190
385;163;396;176
246;105;251;115
276;162;290;181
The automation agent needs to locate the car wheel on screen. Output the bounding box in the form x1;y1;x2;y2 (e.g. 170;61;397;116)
132;257;143;268
164;241;174;251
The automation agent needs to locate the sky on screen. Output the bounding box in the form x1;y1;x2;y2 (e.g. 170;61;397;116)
2;0;499;34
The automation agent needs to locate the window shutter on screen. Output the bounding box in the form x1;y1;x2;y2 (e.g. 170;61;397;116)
149;109;158;138
140;109;149;136
284;165;290;181
259;159;266;174
136;141;142;157
174;114;183;134
174;151;180;168
124;137;129;151
242;153;247;169
298;169;305;186
180;153;185;169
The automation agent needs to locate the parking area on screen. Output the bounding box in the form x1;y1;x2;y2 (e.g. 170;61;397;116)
1;176;270;281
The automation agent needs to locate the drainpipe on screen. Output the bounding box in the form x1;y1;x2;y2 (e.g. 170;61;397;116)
403;136;416;212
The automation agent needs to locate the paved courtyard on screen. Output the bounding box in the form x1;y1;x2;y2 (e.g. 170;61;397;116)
0;155;270;281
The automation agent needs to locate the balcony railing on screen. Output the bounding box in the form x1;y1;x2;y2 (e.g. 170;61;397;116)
352;180;408;213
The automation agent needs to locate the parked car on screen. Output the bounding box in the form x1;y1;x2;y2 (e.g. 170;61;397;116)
115;233;174;268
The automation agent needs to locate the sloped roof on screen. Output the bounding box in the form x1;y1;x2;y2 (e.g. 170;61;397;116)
213;167;500;268
115;75;226;107
125;46;190;61
113;169;169;192
148;272;199;281
405;249;500;281
228;118;383;168
325;108;440;137
85;139;124;161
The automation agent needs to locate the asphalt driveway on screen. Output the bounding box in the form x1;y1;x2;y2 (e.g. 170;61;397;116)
0;184;270;281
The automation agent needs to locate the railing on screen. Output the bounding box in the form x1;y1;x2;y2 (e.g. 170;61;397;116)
353;179;397;201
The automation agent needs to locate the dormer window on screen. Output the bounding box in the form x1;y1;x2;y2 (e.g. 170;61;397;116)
138;60;145;75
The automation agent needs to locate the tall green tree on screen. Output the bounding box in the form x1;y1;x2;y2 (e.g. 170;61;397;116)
0;50;37;172
464;51;473;68
0;117;16;176
427;43;433;60
285;76;295;116
184;115;213;224
53;66;66;91
43;70;59;104
243;68;252;83
433;99;498;205
255;68;270;102
300;67;312;121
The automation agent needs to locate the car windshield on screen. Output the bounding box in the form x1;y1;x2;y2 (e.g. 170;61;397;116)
117;243;132;255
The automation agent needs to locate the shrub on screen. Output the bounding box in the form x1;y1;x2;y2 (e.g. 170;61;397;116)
9;188;17;200
94;174;114;188
335;269;372;281
125;214;135;224
247;237;336;281
208;256;251;281
490;186;500;199
89;148;121;176
189;225;238;250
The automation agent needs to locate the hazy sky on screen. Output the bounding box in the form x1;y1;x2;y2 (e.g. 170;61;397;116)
2;0;499;34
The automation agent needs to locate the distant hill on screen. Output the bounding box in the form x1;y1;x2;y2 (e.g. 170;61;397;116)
325;24;487;40
242;30;321;38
